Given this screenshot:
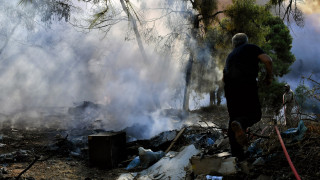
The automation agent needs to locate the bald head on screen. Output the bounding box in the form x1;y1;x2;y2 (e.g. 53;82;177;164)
232;33;248;48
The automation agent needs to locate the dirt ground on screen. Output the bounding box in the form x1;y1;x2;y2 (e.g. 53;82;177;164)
0;123;131;180
0;105;320;180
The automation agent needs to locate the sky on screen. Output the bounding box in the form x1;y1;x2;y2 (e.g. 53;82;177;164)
281;0;320;89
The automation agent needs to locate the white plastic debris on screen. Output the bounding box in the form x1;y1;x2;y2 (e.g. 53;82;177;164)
117;144;200;180
139;144;200;180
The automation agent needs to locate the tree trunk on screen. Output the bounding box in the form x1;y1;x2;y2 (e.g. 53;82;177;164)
183;54;193;111
216;82;223;106
210;90;216;105
120;0;148;63
182;14;199;111
0;22;19;56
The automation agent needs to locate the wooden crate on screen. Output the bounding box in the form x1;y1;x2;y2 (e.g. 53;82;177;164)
88;131;126;169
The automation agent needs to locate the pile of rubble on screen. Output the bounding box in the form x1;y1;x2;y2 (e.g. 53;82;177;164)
0;104;319;180
117;112;320;180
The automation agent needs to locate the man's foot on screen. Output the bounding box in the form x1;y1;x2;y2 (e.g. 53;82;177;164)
231;121;248;146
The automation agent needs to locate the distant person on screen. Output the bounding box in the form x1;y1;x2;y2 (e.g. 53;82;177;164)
223;33;273;161
283;84;295;127
210;80;224;106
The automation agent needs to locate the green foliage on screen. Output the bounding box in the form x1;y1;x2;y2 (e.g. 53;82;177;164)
258;80;285;114
198;0;218;29
187;0;221;94
262;16;295;77
205;0;271;68
204;27;230;70
295;84;308;106
208;0;296;110
295;83;320;113
19;0;72;24
224;0;270;46
302;75;320;102
192;0;217;16
190;0;218;31
258;16;295;110
268;0;284;6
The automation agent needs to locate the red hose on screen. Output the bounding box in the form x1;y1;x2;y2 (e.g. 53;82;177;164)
283;94;286;125
274;126;301;180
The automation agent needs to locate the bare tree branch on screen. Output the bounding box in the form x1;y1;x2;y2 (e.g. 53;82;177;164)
198;10;225;21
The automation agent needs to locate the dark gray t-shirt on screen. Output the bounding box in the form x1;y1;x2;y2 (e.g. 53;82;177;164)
223;43;264;84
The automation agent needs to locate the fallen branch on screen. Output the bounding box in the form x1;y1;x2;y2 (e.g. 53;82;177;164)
16;155;40;179
165;127;186;154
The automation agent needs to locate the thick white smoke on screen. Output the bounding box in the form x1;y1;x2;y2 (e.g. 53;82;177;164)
281;3;320;113
0;0;196;139
282;13;320;89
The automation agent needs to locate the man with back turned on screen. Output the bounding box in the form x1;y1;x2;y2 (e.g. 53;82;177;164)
223;33;273;161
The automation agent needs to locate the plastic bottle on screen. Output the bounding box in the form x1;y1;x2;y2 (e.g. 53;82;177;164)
206;175;223;180
126;156;140;170
206;137;215;146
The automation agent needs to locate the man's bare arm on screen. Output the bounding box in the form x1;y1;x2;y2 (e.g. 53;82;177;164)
258;54;273;85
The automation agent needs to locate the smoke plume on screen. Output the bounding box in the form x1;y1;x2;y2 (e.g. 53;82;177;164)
282;13;320;88
298;0;320;14
281;5;320;113
0;0;197;139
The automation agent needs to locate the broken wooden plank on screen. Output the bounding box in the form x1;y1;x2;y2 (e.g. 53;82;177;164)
165;127;186;154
